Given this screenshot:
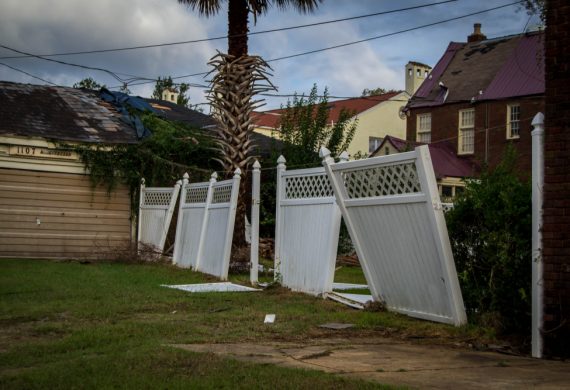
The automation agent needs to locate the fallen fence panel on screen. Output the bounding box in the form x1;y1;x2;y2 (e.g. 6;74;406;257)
138;178;181;254
275;155;343;296
321;145;467;325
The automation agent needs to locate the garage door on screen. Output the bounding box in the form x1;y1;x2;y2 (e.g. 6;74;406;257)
0;168;132;259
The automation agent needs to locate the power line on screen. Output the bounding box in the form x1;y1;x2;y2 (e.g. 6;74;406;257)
111;0;523;89
0;0;457;60
0;62;57;85
265;1;523;63
0;44;154;84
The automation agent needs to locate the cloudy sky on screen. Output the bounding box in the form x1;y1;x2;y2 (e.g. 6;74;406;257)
0;0;540;110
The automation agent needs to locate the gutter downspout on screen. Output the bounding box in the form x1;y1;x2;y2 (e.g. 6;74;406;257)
484;103;489;164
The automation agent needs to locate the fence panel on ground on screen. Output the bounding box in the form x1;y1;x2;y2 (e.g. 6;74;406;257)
138;179;180;254
275;156;343;296
321;145;466;325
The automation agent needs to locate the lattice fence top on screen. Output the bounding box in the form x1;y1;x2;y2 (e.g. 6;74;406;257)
142;190;173;206
212;183;233;204
284;173;334;199
186;184;209;204
341;162;421;199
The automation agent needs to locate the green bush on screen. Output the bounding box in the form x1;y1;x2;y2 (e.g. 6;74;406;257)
446;148;531;333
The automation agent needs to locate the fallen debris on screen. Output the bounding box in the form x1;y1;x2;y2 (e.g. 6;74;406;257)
326;292;373;310
264;314;276;324
318;323;355;330
162;282;261;293
331;282;369;291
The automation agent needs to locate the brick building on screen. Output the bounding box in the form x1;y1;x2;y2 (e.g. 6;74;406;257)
543;0;570;358
405;24;545;177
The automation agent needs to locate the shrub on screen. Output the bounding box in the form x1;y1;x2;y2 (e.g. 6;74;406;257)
446;147;531;333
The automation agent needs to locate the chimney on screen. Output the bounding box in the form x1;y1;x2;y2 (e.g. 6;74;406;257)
468;23;487;43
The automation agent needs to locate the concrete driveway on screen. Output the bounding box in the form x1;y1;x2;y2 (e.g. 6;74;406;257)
173;338;569;389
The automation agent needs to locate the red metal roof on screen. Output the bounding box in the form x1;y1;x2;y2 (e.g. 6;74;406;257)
408;32;544;109
252;91;402;130
478;33;544;100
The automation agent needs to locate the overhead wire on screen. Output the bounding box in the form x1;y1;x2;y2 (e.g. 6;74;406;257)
0;44;155;84
0;0;457;60
108;0;524;89
0;62;57;85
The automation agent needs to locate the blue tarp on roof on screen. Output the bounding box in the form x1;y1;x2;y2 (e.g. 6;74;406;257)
100;89;155;139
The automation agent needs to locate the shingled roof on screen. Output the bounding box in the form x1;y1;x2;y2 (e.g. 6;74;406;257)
408;30;544;109
252;91;403;130
0;81;140;144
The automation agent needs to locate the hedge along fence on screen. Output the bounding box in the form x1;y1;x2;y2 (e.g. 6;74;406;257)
445;146;532;333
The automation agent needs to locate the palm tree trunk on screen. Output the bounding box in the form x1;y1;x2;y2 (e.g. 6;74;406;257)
228;0;249;58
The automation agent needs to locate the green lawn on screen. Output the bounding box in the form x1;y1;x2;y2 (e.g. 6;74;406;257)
0;259;488;388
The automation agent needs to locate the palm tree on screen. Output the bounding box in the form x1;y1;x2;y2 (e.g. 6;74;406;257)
178;0;320;58
178;0;320;254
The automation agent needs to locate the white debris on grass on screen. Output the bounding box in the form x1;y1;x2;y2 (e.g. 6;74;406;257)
162;282;261;293
331;283;369;291
326;292;373;310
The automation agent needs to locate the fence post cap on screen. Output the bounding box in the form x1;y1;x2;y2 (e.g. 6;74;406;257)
183;172;189;180
175;179;182;186
319;147;331;159
532;112;544;126
277;155;286;164
211;172;218;180
253;160;261;169
141;178;146;185
339;151;349;162
234;167;242;177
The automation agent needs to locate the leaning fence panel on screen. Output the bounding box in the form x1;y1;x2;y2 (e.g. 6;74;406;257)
173;174;212;269
138;179;181;254
275;156;342;296
196;170;241;280
321;146;466;325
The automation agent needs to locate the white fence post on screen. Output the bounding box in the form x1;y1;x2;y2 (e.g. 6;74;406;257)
531;112;545;359
137;178;145;252
250;160;261;285
274;155;286;281
172;173;189;265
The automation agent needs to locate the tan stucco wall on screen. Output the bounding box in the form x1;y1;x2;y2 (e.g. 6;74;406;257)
348;92;409;156
252;92;409;158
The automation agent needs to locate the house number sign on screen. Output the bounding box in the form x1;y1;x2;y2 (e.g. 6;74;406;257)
9;145;77;160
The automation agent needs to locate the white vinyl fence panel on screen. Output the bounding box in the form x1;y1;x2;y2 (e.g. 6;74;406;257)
138;178;181;253
275;155;343;296
321;146;467;325
173;173;213;269
172;170;241;280
197;172;241;279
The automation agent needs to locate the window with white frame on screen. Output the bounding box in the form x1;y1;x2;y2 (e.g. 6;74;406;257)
368;136;383;154
458;109;475;154
416;113;431;143
507;104;520;139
